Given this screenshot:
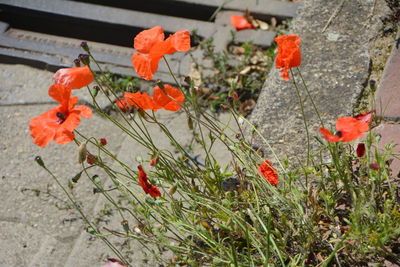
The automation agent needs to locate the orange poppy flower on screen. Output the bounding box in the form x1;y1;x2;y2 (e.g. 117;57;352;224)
275;35;301;81
153;84;185;111
258;159;278;185
230;15;254;31
132;26;191;80
53;65;94;89
319;116;369;143
137;165;161;198
30;84;92;147
124;91;155;110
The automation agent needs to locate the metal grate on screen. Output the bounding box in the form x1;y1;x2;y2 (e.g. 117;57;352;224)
0;0;298;82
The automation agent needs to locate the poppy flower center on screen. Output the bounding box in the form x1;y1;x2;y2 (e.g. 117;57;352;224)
56;112;66;124
334;130;343;138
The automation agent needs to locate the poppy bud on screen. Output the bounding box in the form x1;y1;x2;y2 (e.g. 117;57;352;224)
87;226;96;235
156;80;164;90
184;76;192;85
369;79;376;90
233;91;239;100
356;143;366;157
72;171;83;183
168;184;178;195
80;41;89;52
149;157;158;166
100;138;107;146
92;85;100;98
78;53;90;65
187;116;194;130
121;220;129;232
87;154;97;165
35;156;45;168
78;142;88;164
73;58;81;67
370;162;380;170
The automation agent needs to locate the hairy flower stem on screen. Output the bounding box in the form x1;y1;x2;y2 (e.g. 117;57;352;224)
38;163;129;265
290;69;311;166
296;67;325;128
163;56;182;89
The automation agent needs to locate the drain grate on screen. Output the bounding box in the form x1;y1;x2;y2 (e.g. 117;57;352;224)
0;0;298;81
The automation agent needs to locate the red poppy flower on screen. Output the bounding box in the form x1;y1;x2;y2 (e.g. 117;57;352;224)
153;84;185;111
230;15;254;31
275;35;301;81
29;84;92;147
258;160;278;185
132;26;191;80
115;98;132;112
124;91;155;110
53;65;94;89
137;165;161;198
319;116;369;143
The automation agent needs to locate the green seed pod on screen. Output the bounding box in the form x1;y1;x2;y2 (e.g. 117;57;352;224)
78;142;88;164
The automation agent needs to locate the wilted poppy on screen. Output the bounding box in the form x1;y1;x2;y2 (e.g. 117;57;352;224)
53;65;94;89
230;15;254;31
153;84;185;111
124;91;155;110
137;165;161;198
319;116;369;143
30;84;92;147
258;159;278;185
275;35;301;81
132;26;191;80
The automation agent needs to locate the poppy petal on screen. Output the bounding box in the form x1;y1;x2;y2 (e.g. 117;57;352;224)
29;108;60;147
230;15;254;31
153;85;184;111
258;159;278;185
167;30;191;52
53;65;94;89
355;110;375;124
48;84;72;106
275;35;301;81
74;105;92;118
61;112;81;132
132;53;160;80
137;165;161;198
336;117;369;141
116;98;131;112
319;127;340;142
134;26;165;53
53;127;75;144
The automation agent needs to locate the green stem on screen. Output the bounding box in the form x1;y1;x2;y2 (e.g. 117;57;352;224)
296;67;325;128
291;68;311;166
